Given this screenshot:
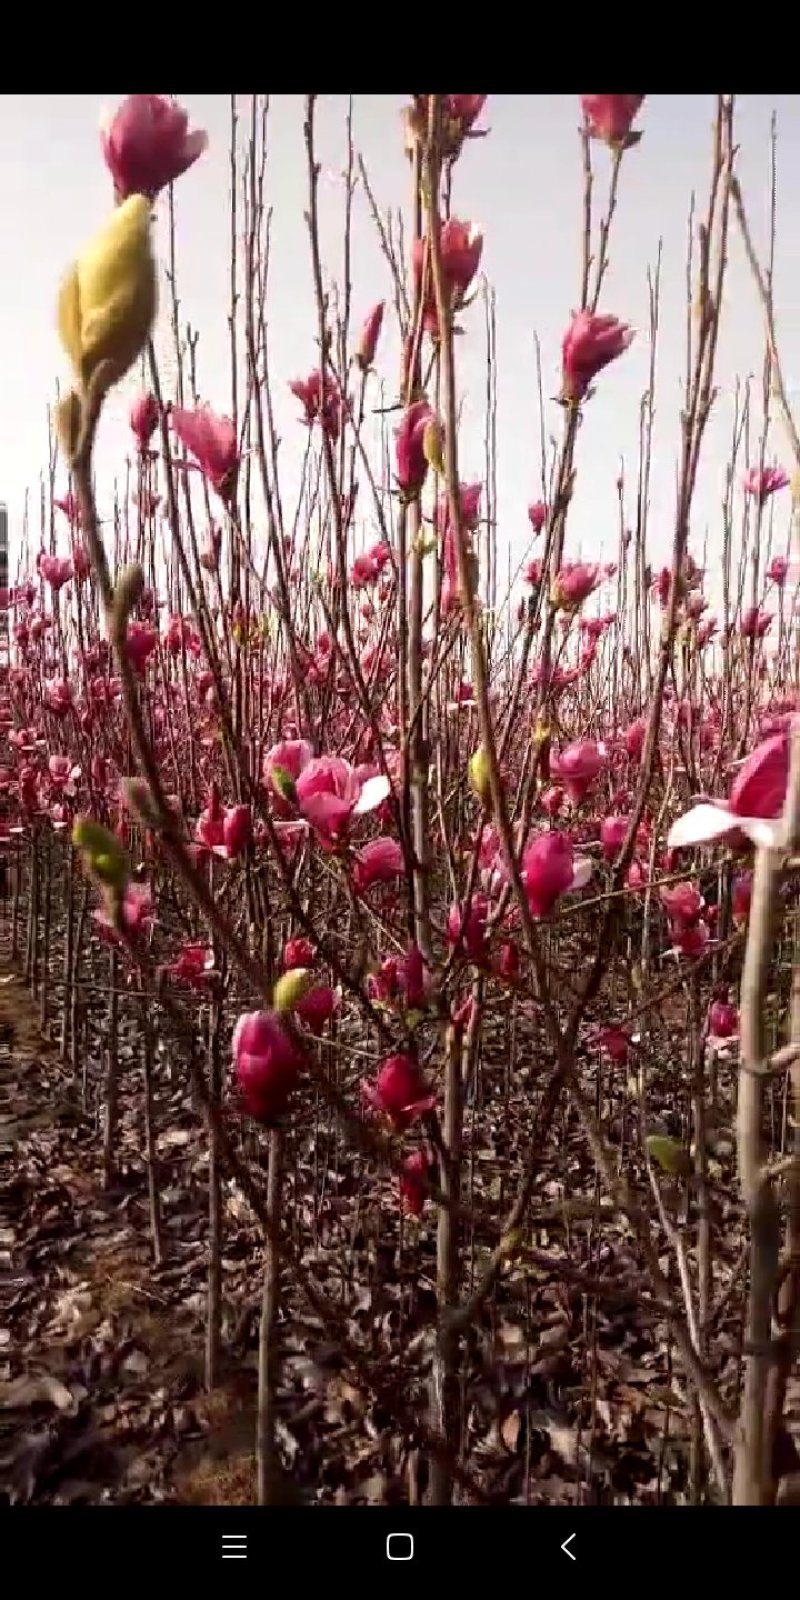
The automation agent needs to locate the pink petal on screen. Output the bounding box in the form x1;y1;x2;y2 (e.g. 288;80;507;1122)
353;774;391;815
571;856;593;891
667;804;737;849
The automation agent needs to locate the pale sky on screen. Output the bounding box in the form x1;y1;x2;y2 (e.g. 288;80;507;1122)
1;93;798;593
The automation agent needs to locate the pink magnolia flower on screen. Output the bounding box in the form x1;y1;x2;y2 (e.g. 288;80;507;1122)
668;728;793;851
528;500;548;535
167;944;215;989
283;936;315;970
447;894;490;963
395;400;436;496
295;757;390;842
561;311;634;403
740;606;773;640
743;465;789;502
436;481;482;535
550;561;601;610
233;1010;303;1125
126;620;157;675
660;881;705;929
588;1024;631;1063
130;392;159;449
95;882;153;942
581;94;645;147
550;738;606;805
100;94;207;201
599;814;629;861
39;554;73;592
400;1148;433;1217
624;718;647;760
362;1054;436;1132
444;94;488;140
352;835;404;893
672;919;710;958
708;995;738;1040
295;985;338;1036
413;219;483;333
289;371;342;439
732;872;753;927
171;406;239;500
768;554;789;587
355;302;384;370
263;739;314;812
521;831;592;919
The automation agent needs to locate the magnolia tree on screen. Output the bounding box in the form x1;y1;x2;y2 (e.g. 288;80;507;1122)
1;92;799;1507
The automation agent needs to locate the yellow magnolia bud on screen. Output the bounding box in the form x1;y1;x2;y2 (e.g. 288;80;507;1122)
469;746;492;805
646;1134;691;1178
273;969;313;1014
54;389;83;463
57;195;157;397
72;816;130;893
422;417;445;475
113;563;145;633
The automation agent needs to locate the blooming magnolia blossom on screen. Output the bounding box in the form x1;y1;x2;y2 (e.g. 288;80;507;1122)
581;94;645;147
100;94;207;201
561;311;634;403
352;835;404;893
295;757;390;842
743;465;789;502
667;729;793;850
550;738;606;805
171;406;239;499
362;1054;436;1132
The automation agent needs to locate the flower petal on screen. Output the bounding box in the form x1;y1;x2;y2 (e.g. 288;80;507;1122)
667;804;736;849
571;856;593;891
353;774;390;814
734;816;781;849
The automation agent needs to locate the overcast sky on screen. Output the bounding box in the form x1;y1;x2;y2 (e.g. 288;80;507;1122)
0;93;797;596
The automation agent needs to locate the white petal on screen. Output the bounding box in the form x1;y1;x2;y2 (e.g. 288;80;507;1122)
353;774;390;815
571;856;593;891
667;804;735;848
736;816;780;849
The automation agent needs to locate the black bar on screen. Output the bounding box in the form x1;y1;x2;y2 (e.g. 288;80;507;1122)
4;1506;796;1578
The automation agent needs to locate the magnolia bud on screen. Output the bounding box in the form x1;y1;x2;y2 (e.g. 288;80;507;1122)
55;390;83;464
273;968;313;1014
469;746;492;805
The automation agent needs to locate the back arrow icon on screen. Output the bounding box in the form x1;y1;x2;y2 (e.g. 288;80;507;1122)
561;1534;576;1561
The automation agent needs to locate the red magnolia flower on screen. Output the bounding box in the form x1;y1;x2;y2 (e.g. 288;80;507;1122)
295;985;337;1035
395;400;436;495
709;995;738;1039
550;738;606;805
668;728;793;851
740;606;773;640
263;739;314;813
624;717;647;760
283;936;315;970
167;944;215;989
521;831;592;919
588;1025;631;1063
126;620;157;674
100;94;207;201
732;872;753;927
743;465;789;502
362;1054;436;1132
528;500;548;535
599;814;629;861
444;94;488;140
130;392;159;449
400;1148;433;1217
447;893;490;963
233;1010;303;1125
289;371;342;439
581;94;645;147
355;302;384;370
561;310;634;403
661;881;705;930
352;835;404;893
171;406;239;500
413;219;483;334
222;804;251;860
